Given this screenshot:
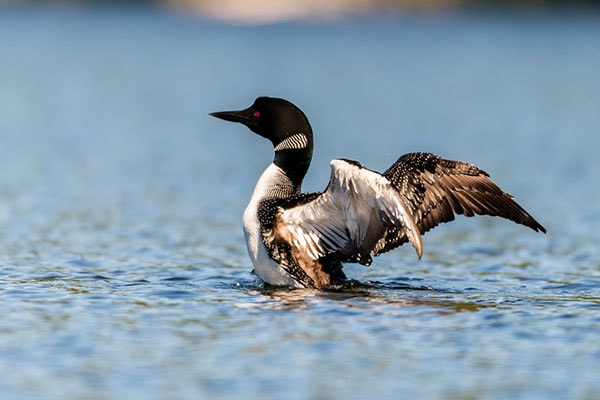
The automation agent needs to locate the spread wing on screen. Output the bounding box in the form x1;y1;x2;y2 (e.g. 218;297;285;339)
276;159;423;265
372;152;546;255
274;153;545;265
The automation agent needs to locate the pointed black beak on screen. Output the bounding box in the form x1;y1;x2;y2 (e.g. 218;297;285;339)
209;110;250;124
210;104;258;127
210;101;262;137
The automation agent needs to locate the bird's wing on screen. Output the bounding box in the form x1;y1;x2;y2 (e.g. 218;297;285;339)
275;159;423;265
372;152;546;256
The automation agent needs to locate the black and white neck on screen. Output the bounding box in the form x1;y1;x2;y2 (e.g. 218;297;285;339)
211;96;314;199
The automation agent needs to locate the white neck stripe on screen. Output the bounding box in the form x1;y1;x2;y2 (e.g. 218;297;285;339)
274;133;308;152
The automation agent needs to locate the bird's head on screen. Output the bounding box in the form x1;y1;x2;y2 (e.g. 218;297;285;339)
210;97;313;152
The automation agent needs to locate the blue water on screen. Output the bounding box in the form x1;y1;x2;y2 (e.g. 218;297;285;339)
0;6;599;399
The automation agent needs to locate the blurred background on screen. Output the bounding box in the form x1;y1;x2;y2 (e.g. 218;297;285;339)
0;1;599;399
2;0;598;21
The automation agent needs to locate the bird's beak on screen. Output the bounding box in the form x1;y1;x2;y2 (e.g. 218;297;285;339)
209;110;249;123
209;106;256;128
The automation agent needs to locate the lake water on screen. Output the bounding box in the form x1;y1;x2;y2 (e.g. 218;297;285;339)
0;6;599;399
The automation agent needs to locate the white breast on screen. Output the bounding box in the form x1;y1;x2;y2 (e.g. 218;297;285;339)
242;163;300;287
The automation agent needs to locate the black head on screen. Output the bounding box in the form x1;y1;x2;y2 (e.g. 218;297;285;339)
210;97;313;150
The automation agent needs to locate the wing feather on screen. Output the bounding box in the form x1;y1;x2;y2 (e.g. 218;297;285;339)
373;152;546;255
271;153;544;265
277;159;423;264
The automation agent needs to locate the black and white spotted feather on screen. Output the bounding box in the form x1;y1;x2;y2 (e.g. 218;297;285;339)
257;193;322;288
270;158;422;268
266;153;545;273
373;152;546;255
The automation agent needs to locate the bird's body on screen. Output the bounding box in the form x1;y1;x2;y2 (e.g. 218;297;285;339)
211;97;545;289
243;162;301;287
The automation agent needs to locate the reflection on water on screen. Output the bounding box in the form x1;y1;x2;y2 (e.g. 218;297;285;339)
249;285;491;314
0;6;599;400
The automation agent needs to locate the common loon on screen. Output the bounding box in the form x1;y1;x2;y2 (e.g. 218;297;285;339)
210;96;546;289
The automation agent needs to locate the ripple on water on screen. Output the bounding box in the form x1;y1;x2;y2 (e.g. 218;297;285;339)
66;259;101;268
149;290;200;299
542;280;600;292
161;276;194;282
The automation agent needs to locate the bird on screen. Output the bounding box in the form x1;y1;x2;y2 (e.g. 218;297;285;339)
210;96;546;289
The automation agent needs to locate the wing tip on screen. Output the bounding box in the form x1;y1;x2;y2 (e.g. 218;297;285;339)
411;232;424;260
416;245;423;260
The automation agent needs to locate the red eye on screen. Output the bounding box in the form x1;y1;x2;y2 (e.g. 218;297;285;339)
253;111;260;118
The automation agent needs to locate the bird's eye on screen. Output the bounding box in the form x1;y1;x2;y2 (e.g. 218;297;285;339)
253;111;260;118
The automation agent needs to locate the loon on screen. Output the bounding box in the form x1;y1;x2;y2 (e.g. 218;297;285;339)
210;96;546;289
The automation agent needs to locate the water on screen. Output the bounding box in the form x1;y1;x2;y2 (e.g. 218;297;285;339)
0;6;599;399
